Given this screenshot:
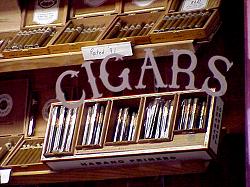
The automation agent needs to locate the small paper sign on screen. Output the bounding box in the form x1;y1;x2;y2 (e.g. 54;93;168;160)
181;0;208;11
0;169;11;184
81;42;133;61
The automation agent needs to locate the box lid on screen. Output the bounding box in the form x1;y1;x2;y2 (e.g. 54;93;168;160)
169;0;221;13
71;0;120;18
0;79;29;137
21;0;68;28
122;0;171;14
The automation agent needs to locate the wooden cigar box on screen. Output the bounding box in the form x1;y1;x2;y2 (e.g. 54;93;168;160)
41;89;223;171
0;80;29;168
2;0;68;58
0;87;68;172
100;0;172;45
150;0;222;43
48;0;120;54
42;102;83;158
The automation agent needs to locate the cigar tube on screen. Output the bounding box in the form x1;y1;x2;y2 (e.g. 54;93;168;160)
5;31;22;50
123;24;135;37
35;27;53;47
182;13;197;29
176;13;192;29
164;15;180;31
105;21;122;39
65;25;83;43
169;0;181;12
187;12;203;29
170;14;185;30
130;24;142;36
194;11;211;28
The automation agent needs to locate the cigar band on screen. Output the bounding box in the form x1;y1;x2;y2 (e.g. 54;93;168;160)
132;0;156;7
0;94;13;117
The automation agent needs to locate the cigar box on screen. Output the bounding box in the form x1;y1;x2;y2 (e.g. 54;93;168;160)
0;88;60;172
2;0;68;58
41;89;223;171
48;0;120;54
100;0;172;45
42;102;83;158
150;0;222;43
0;79;29;168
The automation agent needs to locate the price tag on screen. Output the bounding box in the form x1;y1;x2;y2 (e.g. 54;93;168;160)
81;42;133;61
181;0;208;11
0;169;11;184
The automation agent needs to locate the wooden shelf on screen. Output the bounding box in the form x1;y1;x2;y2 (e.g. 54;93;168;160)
0;40;195;73
8;160;209;185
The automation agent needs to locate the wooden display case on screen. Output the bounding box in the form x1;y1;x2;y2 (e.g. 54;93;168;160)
150;0;221;43
2;0;68;58
100;0;172;45
0;79;29;167
41;89;223;171
48;0;119;54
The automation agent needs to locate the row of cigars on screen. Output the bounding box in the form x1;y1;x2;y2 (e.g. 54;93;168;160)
0;89;223;171
0;0;221;58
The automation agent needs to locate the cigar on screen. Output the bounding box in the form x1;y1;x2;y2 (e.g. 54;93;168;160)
130;24;142;36
169;0;181;12
19;30;33;49
123;24;136;37
34;27;53;47
143;22;155;35
55;27;71;44
84;26;99;41
59;26;74;44
65;25;83;43
159;15;175;31
0;39;10;51
164;15;180;31
42;30;55;47
182;12;198;29
187;12;203;29
74;27;88;42
81;26;94;41
90;25;105;41
11;30;27;50
194;11;212;28
117;23;131;38
24;29;37;48
106;21;122;39
5;31;22;50
176;13;192;30
170;14;185;30
25;144;42;164
137;23;149;36
0;142;12;160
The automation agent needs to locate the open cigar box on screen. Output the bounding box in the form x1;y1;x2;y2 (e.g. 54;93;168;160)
41;89;223;171
150;0;222;43
48;0;120;54
2;0;68;58
100;0;172;45
0;80;29;168
0;87;62;172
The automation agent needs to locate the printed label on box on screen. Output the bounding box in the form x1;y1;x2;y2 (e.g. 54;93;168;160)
0;169;11;184
81;42;133;61
132;0;156;7
181;0;208;11
33;0;60;25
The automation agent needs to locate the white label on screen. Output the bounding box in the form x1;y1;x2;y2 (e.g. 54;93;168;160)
0;169;11;184
181;0;208;11
33;0;60;25
81;42;133;61
47;151;211;170
132;0;156;7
